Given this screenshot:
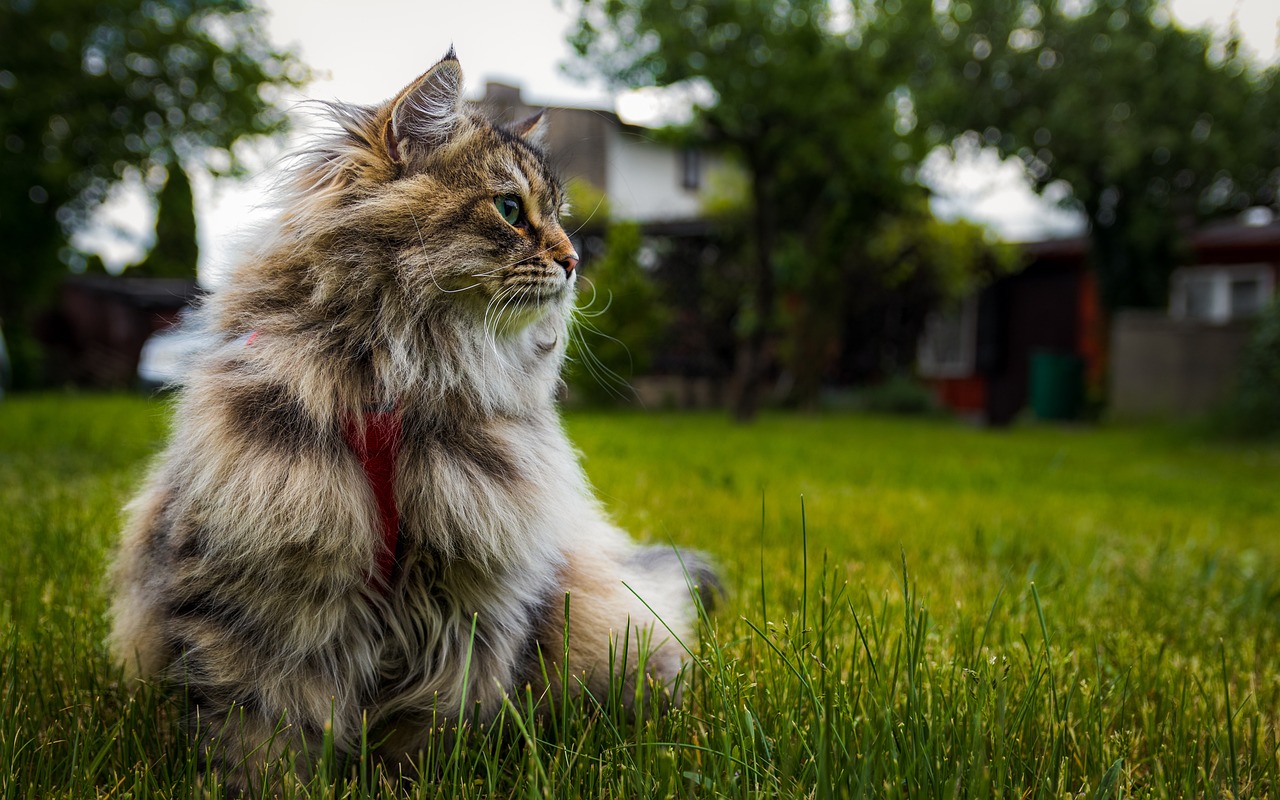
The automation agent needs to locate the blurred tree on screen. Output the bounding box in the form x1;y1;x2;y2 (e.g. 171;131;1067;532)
838;201;1018;384
914;0;1280;311
0;0;307;386
566;0;943;420
768;178;1016;405
130;164;197;279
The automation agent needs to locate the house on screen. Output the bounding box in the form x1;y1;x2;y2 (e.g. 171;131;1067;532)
918;221;1280;424
40;275;200;388
918;236;1101;425
480;82;726;233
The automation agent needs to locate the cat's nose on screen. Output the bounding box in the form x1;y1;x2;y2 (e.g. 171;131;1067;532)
557;251;579;275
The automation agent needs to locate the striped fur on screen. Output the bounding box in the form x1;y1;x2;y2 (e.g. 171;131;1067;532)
107;51;718;792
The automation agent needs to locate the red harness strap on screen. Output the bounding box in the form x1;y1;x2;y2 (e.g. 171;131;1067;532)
342;410;402;591
243;331;401;591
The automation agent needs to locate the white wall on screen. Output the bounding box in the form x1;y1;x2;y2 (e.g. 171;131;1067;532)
604;129;705;223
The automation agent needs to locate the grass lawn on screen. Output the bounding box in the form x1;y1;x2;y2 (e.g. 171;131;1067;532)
3;393;1279;798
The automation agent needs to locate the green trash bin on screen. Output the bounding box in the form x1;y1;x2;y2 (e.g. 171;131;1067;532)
1029;350;1084;421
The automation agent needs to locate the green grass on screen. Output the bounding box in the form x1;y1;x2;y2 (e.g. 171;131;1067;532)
3;394;1279;798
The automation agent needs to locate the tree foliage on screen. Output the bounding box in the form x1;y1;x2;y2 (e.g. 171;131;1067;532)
915;0;1280;310
847;204;1018;375
566;0;998;417
0;0;307;383
567;218;672;405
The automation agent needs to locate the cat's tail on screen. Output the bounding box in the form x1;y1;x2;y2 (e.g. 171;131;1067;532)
627;543;722;617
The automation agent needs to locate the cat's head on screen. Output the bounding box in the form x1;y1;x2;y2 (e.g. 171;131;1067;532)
287;50;578;334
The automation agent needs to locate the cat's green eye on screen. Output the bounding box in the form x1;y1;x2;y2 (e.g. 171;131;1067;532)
495;196;522;226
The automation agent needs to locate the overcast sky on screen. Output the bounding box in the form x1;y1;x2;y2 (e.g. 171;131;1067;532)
75;0;1280;284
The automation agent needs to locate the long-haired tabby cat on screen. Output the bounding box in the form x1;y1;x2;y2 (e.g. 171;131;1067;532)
108;50;717;791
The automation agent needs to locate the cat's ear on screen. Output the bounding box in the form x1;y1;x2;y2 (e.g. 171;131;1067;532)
511;110;548;148
385;49;464;163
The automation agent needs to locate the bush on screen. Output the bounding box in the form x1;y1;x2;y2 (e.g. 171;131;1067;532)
1219;300;1280;437
565;220;670;405
829;373;941;416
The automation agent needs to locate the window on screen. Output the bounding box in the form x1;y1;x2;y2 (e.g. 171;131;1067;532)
1230;278;1265;317
1170;264;1274;323
680;148;701;191
918;293;978;378
1182;277;1215;320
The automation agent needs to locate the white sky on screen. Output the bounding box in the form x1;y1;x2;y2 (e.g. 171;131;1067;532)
74;0;1280;284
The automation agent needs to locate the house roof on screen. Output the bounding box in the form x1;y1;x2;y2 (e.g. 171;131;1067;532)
1191;222;1280;258
64;275;202;311
481;81;637;128
1022;236;1090;262
1019;222;1280;267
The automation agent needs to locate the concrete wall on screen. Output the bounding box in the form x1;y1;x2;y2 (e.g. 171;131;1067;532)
1110;310;1254;418
605;129;705;223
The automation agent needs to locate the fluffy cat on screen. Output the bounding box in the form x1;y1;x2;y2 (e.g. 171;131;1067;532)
108;50;717;791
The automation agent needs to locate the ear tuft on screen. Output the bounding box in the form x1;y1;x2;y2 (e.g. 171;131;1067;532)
387;50;464;162
511;110;548;148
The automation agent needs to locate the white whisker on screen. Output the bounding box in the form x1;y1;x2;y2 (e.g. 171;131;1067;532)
568;326;634;402
573;275;614;319
565;192;607;239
